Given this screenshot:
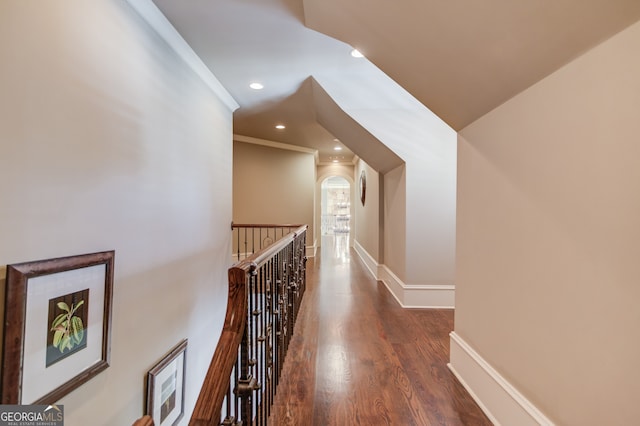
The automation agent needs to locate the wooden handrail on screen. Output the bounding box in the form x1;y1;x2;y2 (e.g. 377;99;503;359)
231;222;304;229
132;415;153;426
189;225;307;425
242;225;306;267
189;264;249;425
231;223;305;261
133;226;307;426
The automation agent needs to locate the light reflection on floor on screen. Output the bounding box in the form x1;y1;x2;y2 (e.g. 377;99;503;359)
323;233;350;263
320;344;352;393
317;236;353;397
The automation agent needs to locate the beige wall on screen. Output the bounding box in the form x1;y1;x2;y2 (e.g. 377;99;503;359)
233;141;315;242
456;19;640;425
383;165;406;282
354;160;380;261
0;1;234;424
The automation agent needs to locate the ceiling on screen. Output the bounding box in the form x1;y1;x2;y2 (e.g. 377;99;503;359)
152;0;640;166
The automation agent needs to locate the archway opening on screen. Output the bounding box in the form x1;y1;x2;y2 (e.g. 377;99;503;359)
321;176;351;237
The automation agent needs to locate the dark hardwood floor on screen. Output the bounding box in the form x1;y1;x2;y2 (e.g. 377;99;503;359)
269;235;492;425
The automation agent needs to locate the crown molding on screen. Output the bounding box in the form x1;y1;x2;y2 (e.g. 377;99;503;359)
125;0;239;111
234;134;320;163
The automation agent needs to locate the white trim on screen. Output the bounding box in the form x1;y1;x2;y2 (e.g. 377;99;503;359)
306;242;317;258
353;240;455;308
379;265;455;308
353;240;378;279
316;159;357;167
377;263;405;306
234;134;320;164
448;332;555;426
402;282;455;309
125;0;239;111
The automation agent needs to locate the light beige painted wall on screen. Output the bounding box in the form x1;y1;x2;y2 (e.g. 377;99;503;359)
0;1;233;424
404;153;457;287
383;165;406;282
233;141;315;241
354;160;380;261
456;19;640;425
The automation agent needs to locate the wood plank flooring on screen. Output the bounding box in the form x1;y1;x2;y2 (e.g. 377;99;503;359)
269;235;492;425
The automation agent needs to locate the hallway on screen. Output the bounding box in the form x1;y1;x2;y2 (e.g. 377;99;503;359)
269;236;492;425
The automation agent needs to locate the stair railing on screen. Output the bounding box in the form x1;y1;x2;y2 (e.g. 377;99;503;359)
190;224;307;426
232;223;305;261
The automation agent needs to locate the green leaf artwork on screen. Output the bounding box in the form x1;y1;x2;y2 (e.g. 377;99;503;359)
50;300;85;353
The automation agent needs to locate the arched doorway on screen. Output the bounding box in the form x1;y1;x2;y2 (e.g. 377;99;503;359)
321;176;351;236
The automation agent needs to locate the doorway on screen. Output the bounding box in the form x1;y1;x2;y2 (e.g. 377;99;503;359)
321;176;351;236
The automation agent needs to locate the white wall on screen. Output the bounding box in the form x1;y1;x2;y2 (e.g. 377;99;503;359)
0;1;235;424
454;18;640;426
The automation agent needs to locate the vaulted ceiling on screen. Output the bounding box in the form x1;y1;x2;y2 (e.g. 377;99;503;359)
153;0;640;165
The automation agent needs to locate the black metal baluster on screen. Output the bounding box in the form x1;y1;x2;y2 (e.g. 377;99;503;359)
218;226;308;425
260;264;265;424
239;326;250;424
255;266;261;426
243;228;247;260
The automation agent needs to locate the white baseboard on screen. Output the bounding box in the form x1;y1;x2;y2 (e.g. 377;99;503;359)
353;240;455;308
306;242;317;258
448;332;554;426
353;240;378;278
379;265;455;308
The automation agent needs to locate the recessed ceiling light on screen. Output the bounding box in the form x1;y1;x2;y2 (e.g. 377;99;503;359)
275;124;286;130
351;49;364;58
334;146;342;151
333;138;340;142
249;82;264;90
332;159;339;163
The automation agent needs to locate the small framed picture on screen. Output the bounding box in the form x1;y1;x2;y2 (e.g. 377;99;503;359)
146;339;187;426
359;169;367;206
1;251;114;404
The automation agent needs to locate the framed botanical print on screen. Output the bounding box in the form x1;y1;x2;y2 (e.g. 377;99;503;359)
1;251;114;404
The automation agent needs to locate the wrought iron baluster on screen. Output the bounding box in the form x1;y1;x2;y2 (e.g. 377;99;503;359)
211;225;307;426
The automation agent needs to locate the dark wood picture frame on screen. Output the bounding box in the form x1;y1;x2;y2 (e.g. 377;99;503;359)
1;251;114;404
146;339;187;426
359;169;367;206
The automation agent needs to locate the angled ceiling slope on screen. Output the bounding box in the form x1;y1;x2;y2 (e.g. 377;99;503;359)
311;78;404;174
303;0;640;130
152;0;366;164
